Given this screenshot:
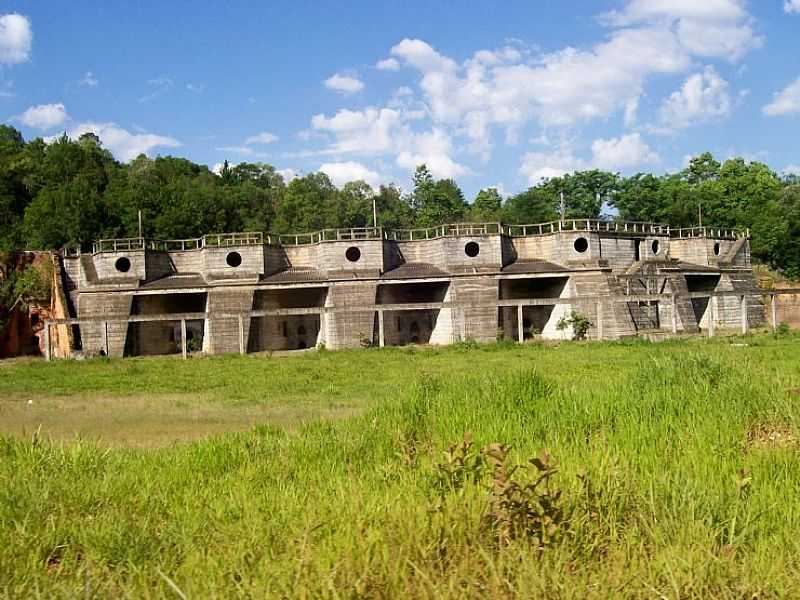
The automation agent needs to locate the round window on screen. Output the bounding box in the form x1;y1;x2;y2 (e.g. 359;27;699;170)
226;251;242;267
651;240;660;255
345;246;361;262
713;242;721;256
573;237;589;253
464;241;480;257
114;257;131;273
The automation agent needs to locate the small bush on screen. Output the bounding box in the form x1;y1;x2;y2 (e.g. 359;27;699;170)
433;435;569;550
556;310;592;340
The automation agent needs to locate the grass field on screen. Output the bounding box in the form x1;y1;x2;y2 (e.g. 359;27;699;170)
2;334;800;598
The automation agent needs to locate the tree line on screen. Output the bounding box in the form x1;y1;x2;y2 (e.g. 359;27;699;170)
1;124;798;276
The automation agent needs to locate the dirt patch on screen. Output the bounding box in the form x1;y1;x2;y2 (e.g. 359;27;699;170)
0;392;360;448
746;422;799;451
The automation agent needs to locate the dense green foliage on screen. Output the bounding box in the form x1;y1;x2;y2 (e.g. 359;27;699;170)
1;124;798;275
2;335;800;596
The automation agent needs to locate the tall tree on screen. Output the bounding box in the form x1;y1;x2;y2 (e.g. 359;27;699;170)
471;188;503;222
411;165;467;227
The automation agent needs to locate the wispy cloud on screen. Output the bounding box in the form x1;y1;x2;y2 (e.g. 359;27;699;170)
140;76;173;103
78;71;98;87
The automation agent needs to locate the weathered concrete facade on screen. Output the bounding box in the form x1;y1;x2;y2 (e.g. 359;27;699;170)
56;222;765;357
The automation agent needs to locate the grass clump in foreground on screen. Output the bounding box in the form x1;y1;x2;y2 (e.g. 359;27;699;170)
2;334;800;597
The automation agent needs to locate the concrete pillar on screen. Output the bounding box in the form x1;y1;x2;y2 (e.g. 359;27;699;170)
596;300;604;340
517;304;524;343
181;319;187;359
671;294;678;334
319;310;327;346
378;309;385;347
238;315;245;355
771;294;778;332
44;322;51;361
708;297;716;337
101;321;108;356
740;295;748;335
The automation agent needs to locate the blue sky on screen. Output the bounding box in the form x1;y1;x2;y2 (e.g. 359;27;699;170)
2;1;800;198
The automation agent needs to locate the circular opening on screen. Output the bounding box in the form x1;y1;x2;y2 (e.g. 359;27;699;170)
651;240;660;255
114;256;131;273
345;246;361;262
464;241;480;257
573;237;589;253
226;251;242;267
713;242;721;256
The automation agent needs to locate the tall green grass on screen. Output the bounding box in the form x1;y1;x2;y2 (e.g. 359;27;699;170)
2;335;800;597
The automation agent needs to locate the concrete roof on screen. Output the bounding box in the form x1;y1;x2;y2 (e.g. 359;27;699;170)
500;260;568;275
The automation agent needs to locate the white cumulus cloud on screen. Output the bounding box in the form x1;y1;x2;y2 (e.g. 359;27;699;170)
323;73;365;95
785;0;800;14
784;164;800;176
658;66;732;129
244;131;279;145
763;77;800;117
17;103;68;130
0;14;31;65
591;133;660;170
68;122;180;162
310;107;468;179
376;58;400;71
277;168;298;182
520;145;587;184
298;1;761;182
520;134;659;183
602;0;761;61
319;161;382;188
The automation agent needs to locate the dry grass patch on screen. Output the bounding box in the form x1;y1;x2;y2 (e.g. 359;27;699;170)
0;392;360;447
746;421;799;451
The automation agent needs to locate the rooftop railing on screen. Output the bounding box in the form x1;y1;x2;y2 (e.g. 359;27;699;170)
87;221;749;254
265;227;382;246
386;222;503;241
672;227;749;240
502;220;672;237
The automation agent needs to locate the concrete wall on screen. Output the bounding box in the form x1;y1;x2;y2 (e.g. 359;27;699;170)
443;235;503;271
326;282;377;348
203;245;264;279
450;276;498;342
320;240;384;273
92;250;146;282
669;238;749;268
76;292;133;357
205;289;255;353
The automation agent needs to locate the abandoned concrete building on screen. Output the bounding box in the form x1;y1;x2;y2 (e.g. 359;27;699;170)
50;220;766;358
